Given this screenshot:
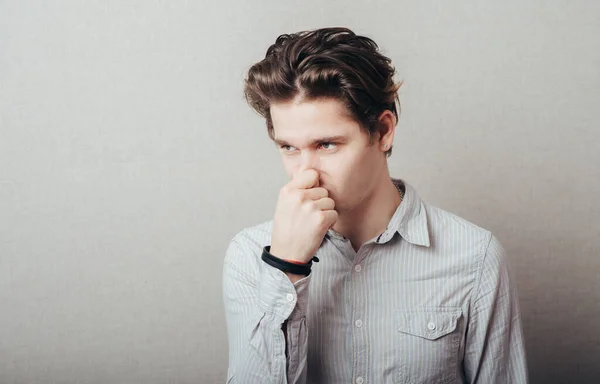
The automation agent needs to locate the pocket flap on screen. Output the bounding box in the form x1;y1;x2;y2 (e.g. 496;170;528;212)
397;307;462;340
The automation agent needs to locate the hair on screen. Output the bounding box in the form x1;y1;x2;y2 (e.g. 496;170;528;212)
243;27;402;157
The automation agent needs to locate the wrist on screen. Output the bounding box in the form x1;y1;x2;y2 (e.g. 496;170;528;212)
261;246;319;276
282;258;309;265
269;245;311;264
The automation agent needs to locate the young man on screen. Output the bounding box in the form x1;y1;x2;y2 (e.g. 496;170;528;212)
223;27;528;383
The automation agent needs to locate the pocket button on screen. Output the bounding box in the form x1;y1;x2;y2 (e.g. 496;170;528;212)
427;322;436;331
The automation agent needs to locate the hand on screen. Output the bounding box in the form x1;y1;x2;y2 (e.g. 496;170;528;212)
270;169;338;265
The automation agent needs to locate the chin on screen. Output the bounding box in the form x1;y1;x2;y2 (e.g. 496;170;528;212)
332;194;356;211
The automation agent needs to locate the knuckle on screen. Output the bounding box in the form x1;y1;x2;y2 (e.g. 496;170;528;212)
293;192;305;205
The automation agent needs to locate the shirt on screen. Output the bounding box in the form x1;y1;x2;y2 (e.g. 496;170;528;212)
222;178;528;383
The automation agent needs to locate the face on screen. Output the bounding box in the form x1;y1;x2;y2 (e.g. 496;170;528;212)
270;97;390;212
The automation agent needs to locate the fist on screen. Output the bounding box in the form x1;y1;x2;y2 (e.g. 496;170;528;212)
270;169;338;264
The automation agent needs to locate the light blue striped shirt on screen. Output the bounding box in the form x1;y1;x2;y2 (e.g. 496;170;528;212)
223;178;528;383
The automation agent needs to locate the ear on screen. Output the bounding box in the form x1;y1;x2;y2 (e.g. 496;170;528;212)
376;110;396;150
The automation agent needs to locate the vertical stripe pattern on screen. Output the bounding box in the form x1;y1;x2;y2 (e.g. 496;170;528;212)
223;179;528;383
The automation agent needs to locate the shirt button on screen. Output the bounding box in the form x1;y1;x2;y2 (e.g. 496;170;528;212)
355;319;363;328
354;265;362;272
286;293;294;302
427;322;436;331
356;377;364;384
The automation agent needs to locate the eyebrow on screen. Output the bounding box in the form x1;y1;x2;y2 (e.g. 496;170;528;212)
273;135;347;147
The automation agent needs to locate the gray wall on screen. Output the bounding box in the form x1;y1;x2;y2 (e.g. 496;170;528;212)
1;1;598;383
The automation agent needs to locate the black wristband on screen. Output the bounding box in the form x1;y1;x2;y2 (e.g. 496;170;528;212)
261;246;320;276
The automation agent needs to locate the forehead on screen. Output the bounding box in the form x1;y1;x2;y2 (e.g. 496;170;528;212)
271;98;362;143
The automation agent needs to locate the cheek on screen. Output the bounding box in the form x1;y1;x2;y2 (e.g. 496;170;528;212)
332;151;376;201
320;159;353;194
280;156;298;178
317;157;340;180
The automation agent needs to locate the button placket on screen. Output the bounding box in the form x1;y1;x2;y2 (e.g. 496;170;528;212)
352;256;368;384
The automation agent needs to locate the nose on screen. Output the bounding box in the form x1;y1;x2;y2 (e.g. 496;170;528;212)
300;150;320;170
295;150;320;177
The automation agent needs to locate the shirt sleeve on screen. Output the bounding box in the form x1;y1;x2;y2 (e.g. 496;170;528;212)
463;234;529;383
223;236;310;384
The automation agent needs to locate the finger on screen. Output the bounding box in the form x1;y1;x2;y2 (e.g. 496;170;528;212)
313;197;335;211
305;187;329;200
290;169;320;189
320;210;338;228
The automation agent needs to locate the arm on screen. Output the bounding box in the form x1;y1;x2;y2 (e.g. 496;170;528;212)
463;235;529;383
223;238;310;384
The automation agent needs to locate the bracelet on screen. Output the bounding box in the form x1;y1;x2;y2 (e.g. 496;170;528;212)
261;246;320;276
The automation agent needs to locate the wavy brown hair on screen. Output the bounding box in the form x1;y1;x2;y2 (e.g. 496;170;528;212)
244;27;402;157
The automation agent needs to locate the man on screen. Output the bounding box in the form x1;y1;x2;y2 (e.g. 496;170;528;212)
223;27;528;383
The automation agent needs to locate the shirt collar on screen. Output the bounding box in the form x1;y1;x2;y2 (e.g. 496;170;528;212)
384;178;430;247
325;178;431;247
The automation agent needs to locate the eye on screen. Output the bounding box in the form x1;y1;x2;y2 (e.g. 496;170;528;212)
280;144;297;152
318;142;337;150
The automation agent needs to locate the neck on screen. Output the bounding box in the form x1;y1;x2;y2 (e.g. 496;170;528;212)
332;176;402;252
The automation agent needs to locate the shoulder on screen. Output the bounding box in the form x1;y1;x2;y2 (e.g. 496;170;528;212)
421;201;506;266
420;201;512;295
424;202;493;244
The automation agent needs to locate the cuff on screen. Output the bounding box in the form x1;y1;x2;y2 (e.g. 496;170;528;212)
258;262;312;324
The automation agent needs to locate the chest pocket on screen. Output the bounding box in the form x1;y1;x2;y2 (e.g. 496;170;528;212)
396;307;462;384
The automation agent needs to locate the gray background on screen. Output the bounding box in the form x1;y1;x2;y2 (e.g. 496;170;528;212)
1;0;599;383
